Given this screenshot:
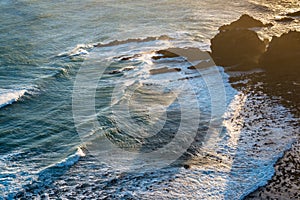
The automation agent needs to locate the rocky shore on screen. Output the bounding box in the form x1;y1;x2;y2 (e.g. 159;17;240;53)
210;14;300;199
152;13;299;199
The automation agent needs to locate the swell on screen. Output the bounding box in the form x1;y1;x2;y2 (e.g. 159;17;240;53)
51;35;174;82
57;35;173;58
0;89;28;109
2;147;86;199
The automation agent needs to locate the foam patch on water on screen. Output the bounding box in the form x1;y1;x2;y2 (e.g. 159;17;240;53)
12;38;298;199
222;90;298;199
0;147;85;198
0;85;39;109
0;89;27;108
58;44;93;57
35;80;299;199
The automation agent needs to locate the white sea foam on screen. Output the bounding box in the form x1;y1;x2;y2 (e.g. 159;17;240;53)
0;147;86;198
75;44;298;199
58;44;93;57
12;36;298;199
0;89;27;108
60;147;86;165
42;147;86;170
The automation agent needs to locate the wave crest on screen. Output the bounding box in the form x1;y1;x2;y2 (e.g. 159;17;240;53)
0;89;27;108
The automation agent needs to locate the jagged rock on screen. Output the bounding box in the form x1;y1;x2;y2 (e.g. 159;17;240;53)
259;30;300;74
286;10;300;17
275;17;295;23
153;47;212;61
153;47;215;69
108;66;134;74
211;14;269;69
219;14;271;31
119;54;141;61
211;29;266;68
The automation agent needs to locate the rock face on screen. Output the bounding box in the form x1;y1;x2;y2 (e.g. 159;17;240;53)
286;10;300;17
259;30;300;74
219;14;270;31
211;15;268;69
258;31;300;115
275;17;295;23
213;16;300;200
153;48;215;69
211;29;266;68
154;48;212;62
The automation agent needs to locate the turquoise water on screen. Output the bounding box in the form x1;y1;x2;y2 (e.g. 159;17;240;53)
0;0;299;199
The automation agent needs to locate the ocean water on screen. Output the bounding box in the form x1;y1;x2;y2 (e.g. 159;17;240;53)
0;0;299;199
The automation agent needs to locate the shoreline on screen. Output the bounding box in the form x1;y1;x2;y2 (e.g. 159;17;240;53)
225;69;300;199
210;14;300;199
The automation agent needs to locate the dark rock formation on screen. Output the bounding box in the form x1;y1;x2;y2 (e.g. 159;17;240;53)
219;14;271;31
259;30;300;75
257;30;300;113
216;18;300;199
212;14;300;73
275;17;295;23
119;54;141;61
212;14;300;200
211;15;268;69
153;47;215;69
286;10;300;17
108;66;134;74
211;29;266;69
153;47;212;61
